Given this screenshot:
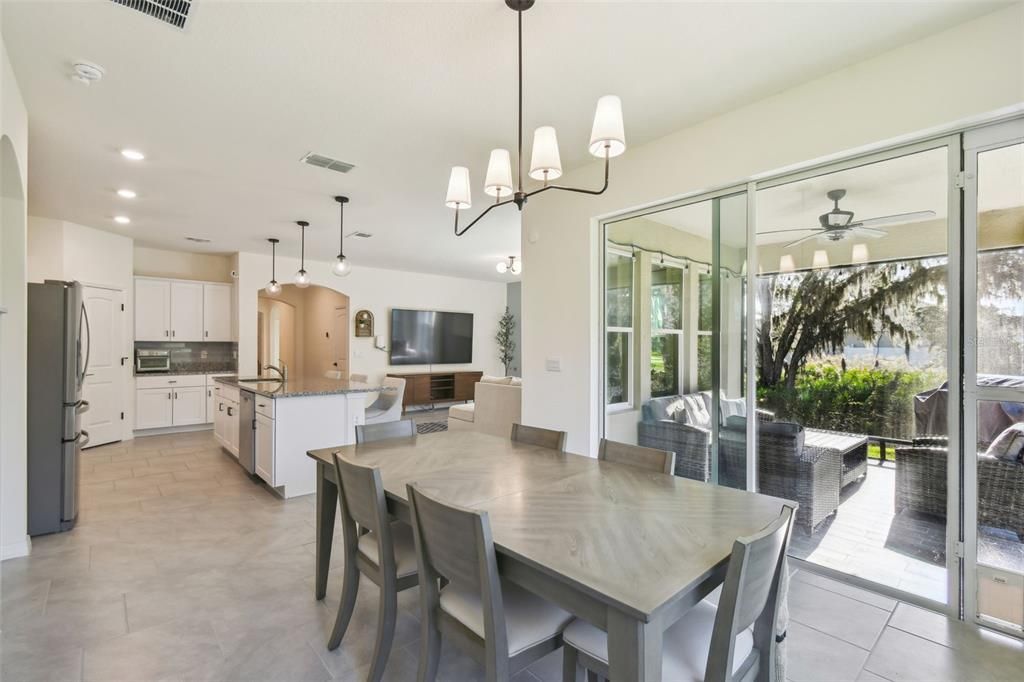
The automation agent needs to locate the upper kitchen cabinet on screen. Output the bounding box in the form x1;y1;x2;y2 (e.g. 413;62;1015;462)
134;278;171;341
203;283;233;341
170;281;204;341
134;277;236;342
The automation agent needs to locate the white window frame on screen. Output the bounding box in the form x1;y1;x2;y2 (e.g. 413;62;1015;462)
606;246;635;411
650;257;686;399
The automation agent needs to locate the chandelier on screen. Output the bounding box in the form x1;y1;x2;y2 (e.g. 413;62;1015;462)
445;0;626;236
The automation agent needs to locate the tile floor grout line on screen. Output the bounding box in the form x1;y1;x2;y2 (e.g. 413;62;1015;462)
791;569;898;613
786;616;873;655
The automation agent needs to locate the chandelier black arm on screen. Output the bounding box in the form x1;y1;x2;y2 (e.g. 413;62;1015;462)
525;153;611;200
453;196;517;236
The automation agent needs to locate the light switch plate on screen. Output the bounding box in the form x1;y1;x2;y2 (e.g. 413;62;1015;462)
545;358;561;372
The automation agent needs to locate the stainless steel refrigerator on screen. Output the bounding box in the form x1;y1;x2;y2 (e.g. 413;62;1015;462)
28;280;90;536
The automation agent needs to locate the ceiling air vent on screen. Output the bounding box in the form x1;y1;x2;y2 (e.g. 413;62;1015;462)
110;0;193;30
301;152;355;174
347;231;372;239
185;236;211;243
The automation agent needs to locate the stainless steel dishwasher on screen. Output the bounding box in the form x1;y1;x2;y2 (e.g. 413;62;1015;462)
238;389;256;475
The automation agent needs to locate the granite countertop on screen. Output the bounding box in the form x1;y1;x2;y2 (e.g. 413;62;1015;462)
213;375;389;399
134;368;237;377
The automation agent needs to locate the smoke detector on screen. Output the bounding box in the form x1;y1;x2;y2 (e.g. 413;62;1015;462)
71;60;105;86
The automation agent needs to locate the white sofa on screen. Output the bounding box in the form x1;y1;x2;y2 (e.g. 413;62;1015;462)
448;377;522;438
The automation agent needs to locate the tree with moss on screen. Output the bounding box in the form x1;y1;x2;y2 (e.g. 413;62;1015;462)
496;307;516;376
756;259;948;390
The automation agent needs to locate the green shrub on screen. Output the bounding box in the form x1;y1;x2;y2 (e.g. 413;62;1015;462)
758;363;942;439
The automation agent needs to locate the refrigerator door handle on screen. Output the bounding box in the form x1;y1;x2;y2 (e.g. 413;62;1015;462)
79;430;90;448
77;400;90;414
80;302;91;385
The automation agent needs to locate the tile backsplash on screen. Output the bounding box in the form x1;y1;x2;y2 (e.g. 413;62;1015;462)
135;341;237;373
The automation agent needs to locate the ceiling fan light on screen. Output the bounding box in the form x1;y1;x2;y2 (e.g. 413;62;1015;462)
529;126;562;181
484;149;514;198
445;166;472;209
588;95;626;158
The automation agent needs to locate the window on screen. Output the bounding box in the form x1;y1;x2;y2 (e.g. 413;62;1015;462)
606;250;634;406
696;271;712;391
651;262;684;397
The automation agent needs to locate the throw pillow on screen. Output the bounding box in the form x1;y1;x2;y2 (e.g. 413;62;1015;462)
985;423;1024;463
509;376;522;386
682;394;712;429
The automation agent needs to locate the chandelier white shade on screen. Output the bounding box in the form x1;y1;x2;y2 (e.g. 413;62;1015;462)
446;0;624;237
589;95;626;158
496;256;522;275
529;126;562;181
484;149;514;198
445;166;472;209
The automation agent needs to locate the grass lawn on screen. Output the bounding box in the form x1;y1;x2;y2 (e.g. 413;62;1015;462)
867;443;897;461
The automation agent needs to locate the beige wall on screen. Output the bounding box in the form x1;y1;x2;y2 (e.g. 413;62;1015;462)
303;285;349;378
522;4;1024;455
133;245;233;282
0;25;31;559
256;284;351;379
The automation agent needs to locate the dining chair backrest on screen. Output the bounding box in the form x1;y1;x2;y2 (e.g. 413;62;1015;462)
510;423;567;452
598;438;675;474
406;483;510;656
331;453;388;536
706;504;795;682
372;376;405;410
355;418;417;444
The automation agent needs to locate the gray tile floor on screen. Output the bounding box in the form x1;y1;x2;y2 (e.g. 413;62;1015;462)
2;431;1022;681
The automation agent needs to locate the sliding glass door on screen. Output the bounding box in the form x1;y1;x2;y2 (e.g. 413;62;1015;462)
964;119;1024;636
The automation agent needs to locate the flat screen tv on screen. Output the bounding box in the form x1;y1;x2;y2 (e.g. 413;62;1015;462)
389;309;473;365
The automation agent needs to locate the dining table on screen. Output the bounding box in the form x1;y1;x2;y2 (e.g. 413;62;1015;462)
307;430;790;682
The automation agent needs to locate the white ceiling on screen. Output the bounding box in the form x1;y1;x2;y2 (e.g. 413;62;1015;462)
2;0;1007;281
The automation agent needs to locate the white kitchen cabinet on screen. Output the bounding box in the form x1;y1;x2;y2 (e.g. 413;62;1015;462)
170;281;204;341
255;412;274;485
214;396;239;457
136;387;173;429
172;386;207;426
203;284;233;341
134;279;171;341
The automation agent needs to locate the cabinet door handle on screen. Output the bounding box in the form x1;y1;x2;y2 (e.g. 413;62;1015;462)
174;391;178;399
167;392;171;400
227;406;233;416
205;330;209;338
171;330;175;337
168;380;177;384
208;389;211;397
164;330;169;337
219;403;224;412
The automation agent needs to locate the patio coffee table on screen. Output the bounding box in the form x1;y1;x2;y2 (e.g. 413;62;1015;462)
805;429;870;489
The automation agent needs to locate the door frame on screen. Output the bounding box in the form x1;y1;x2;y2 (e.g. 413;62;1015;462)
961;117;1024;637
80;282;129;446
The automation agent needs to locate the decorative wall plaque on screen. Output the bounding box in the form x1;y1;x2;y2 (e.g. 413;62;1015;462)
354;310;374;337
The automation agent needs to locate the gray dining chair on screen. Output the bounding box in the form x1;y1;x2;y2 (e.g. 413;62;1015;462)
510;423;567;452
407;483;573;682
356;418;417;444
597;438;675;474
328;454;419;682
561;504;795;682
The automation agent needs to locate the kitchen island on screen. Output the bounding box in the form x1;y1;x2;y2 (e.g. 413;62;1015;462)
212;375;386;498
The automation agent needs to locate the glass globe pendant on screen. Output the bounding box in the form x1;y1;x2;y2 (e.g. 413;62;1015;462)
294;221;311;288
333;196;352;278
265;238;281;294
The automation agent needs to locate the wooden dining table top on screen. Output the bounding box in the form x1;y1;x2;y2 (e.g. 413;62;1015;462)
308;430;790;621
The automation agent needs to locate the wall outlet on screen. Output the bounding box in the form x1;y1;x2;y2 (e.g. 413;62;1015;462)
545;358;561;372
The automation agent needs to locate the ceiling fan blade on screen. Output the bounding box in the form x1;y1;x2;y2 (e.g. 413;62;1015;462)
783;232;823;249
852;210;936;228
758;227;822;235
851;226;886;239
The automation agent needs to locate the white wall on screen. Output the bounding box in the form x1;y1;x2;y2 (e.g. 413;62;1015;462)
0;25;31;560
236;251;507;383
27;217;135;440
522;4;1024;455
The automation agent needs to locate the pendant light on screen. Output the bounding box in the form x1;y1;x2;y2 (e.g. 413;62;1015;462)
444;0;626;236
265;238;281;294
496;256;522;275
294;221;311;288
332;195;352;277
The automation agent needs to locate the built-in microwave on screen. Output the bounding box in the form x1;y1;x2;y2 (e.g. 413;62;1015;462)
136;349;170;373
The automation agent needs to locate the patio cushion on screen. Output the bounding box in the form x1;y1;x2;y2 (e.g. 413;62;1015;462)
721;396;746;420
761;421;803;437
986;423;1024;463
645;395;686;422
682;394;712;429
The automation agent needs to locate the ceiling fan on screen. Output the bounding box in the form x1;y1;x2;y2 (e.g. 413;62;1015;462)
762;189;936;249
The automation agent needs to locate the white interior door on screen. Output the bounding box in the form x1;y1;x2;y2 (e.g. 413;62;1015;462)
82;286;125;447
332;306;349;377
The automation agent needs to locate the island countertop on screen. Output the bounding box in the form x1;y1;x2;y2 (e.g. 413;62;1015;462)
213;375;389;399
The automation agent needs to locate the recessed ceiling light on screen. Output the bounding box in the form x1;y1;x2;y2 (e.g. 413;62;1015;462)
120;149;145;161
117;189;137;199
114;215;131;225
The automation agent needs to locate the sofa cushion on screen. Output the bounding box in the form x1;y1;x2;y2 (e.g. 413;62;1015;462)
509;376;522;386
448;403;475;423
682;394;712;429
986;422;1024;463
725;415;747;432
761;421;803;437
480;375;512;385
645;395;686;422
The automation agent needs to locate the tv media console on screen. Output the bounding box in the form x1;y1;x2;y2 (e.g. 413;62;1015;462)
386;370;483;408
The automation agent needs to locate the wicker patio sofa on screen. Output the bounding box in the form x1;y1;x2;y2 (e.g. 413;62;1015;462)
895;437;1024;540
718;417;843;533
636;393;773;482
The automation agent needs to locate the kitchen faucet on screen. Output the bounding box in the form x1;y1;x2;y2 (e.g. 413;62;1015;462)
264;363;288;382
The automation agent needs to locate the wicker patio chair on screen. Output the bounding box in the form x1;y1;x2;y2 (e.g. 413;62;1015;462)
895;438;1024;539
637;419;712;482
